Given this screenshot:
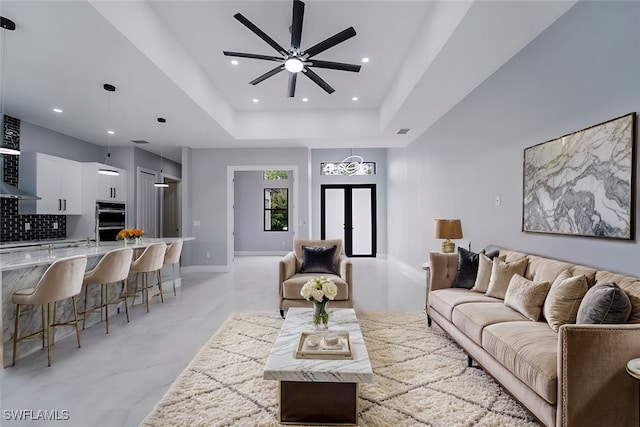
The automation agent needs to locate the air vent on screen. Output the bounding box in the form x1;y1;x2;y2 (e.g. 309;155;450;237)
131;140;150;144
397;128;410;135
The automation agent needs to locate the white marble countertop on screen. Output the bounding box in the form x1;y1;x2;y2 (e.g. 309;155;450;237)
0;237;194;272
263;308;373;383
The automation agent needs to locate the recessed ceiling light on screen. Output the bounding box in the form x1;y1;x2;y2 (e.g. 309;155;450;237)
252;98;259;103
107;130;115;135
361;57;369;63
352;97;359;101
231;59;239;66
302;98;309;102
52;108;63;113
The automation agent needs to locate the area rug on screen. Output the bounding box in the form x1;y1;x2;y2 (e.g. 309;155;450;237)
141;312;541;426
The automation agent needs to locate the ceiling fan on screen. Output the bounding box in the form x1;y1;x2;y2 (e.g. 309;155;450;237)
223;0;361;97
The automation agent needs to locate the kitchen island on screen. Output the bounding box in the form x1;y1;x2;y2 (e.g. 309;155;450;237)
0;238;193;367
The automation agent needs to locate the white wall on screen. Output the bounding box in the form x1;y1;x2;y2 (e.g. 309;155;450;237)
182;147;309;267
387;1;640;275
310;148;388;255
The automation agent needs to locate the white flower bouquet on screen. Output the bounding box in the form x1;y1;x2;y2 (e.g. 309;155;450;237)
300;276;338;328
300;276;338;303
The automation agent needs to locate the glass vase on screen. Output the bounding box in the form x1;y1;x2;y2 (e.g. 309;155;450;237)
313;300;330;330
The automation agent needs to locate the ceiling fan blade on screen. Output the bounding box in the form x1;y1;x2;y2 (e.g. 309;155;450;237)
302;68;335;94
234;13;288;56
290;0;305;50
249;65;284;85
303;27;356;58
307;60;361;72
223;51;283;62
288;72;297;98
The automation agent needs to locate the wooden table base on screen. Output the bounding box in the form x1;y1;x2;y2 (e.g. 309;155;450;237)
279;381;358;425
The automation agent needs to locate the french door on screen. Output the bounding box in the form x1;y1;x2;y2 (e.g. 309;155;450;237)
321;184;376;257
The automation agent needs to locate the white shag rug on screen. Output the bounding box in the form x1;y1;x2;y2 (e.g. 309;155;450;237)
141;312;541;426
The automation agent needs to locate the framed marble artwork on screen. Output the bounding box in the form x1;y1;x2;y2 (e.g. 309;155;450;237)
523;112;636;240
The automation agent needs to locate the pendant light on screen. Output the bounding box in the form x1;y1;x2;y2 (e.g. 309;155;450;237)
154;117;169;188
98;83;120;176
0;16;20;155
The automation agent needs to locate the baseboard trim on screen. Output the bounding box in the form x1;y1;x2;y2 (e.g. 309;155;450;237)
234;251;289;256
182;265;231;273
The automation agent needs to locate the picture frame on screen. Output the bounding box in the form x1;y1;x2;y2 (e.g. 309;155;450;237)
522;112;636;240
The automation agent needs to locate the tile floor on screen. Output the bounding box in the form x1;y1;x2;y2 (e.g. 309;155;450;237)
0;256;425;426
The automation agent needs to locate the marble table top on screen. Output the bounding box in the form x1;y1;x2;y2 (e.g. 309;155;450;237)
0;237;194;272
263;308;373;383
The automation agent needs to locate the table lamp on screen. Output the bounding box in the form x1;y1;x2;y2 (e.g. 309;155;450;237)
434;219;463;253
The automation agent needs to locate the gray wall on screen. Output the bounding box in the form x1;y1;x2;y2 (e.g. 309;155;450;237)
234;170;294;253
311;148;388;255
387;1;640;275
182;147;309;267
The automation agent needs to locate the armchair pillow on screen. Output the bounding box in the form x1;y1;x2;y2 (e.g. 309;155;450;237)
300;245;338;274
504;274;551;321
485;258;528;300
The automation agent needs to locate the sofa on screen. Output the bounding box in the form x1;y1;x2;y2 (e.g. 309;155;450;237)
426;248;640;427
279;239;353;316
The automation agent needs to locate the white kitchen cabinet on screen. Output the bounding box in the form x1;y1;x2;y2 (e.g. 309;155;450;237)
19;152;82;215
85;163;127;202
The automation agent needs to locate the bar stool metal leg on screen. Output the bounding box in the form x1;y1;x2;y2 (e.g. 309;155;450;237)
157;270;165;304
72;296;81;348
12;304;21;366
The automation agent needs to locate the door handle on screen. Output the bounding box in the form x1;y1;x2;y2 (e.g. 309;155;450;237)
63;199;67;211
58;199;62;211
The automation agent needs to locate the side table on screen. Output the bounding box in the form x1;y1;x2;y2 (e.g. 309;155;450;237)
626;358;640;427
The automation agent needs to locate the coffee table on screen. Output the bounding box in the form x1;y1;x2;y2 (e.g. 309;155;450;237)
264;308;373;425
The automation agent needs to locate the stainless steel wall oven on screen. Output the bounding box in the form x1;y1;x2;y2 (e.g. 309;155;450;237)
96;201;126;243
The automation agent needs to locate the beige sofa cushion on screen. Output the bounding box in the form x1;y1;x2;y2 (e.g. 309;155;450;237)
452;302;528;345
504;274;550;321
543;271;589;332
486;258;528;300
471;253;505;293
483;321;558;404
526;255;574;283
282;273;348;300
429;288;500;322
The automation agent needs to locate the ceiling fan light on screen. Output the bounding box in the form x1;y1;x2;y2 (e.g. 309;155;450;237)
284;57;304;73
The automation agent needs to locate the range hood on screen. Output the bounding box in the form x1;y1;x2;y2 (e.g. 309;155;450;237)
0;181;40;199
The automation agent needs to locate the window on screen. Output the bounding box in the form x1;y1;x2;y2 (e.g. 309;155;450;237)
320;162;376;176
264;170;289;180
264;188;288;231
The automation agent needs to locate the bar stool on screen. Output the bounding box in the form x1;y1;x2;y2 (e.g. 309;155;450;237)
12;255;88;367
82;247;133;334
129;242;167;313
163;239;184;297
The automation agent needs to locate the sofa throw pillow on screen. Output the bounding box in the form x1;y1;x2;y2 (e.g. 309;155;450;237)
576;282;632;324
543;270;589;332
453;247;480;289
482;248;501;260
300;245;337;274
485;258;528;300
471;254;493;293
504;274;551;321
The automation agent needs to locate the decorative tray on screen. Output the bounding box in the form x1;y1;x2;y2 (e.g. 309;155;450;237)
295;331;352;360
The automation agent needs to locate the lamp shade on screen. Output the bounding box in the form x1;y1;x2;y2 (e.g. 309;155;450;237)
434;219;463;239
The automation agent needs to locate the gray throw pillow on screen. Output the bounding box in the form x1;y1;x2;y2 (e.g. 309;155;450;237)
300;245;337;274
576;282;632;324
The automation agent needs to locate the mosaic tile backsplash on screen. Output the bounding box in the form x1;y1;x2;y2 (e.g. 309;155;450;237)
1;116;66;242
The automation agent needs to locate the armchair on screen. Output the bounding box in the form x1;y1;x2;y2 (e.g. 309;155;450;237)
279;239;353;317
